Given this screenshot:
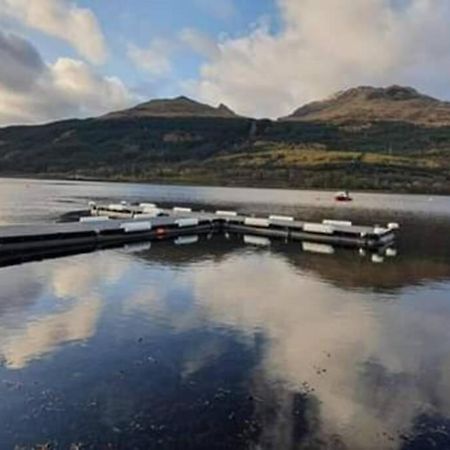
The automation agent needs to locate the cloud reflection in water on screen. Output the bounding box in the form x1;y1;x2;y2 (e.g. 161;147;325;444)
0;239;450;448
0;251;131;369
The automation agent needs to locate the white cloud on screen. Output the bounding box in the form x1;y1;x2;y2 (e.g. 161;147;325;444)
0;0;107;64
187;0;450;118
0;32;136;126
50;58;134;115
179;28;220;59
128;38;175;77
129;29;220;79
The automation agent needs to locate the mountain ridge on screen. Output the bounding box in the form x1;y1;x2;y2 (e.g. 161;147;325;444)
1;84;450;194
102;95;240;120
281;85;450;126
2;85;449;127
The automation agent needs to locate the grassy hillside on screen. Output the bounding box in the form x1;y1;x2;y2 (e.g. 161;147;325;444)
1;88;450;193
282;85;450;126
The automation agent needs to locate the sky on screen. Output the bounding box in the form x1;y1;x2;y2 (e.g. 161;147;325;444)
1;0;450;126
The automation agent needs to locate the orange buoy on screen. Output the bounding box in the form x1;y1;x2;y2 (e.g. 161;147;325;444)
155;227;167;237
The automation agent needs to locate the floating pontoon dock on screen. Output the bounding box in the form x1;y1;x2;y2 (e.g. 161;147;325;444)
0;201;398;264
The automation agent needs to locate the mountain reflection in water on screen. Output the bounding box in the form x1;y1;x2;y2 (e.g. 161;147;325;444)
0;228;450;449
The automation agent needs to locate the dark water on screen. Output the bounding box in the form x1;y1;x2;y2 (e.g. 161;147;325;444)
2;178;450;449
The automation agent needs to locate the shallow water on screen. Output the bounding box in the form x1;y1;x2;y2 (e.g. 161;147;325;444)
1;178;450;449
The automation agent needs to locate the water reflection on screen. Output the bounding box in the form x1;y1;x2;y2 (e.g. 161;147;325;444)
186;250;450;448
0;233;450;449
0;252;130;369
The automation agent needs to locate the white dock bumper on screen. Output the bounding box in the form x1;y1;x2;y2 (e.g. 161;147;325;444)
386;247;397;257
175;235;199;245
302;242;335;254
139;202;157;209
322;219;352;227
121;221;152;233
215;210;238;217
140;203;160;214
269;215;294;222
175;218;199;227
244;235;271;246
374;226;388;235
108;203;127;212
135;209;162;218
371;254;384;263
244;217;270;227
79;216;110;223
173;207;192;213
303;223;334;234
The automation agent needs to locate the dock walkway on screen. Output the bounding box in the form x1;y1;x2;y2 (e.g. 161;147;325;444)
0;201;398;264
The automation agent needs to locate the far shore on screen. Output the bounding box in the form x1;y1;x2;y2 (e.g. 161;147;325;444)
1;172;449;197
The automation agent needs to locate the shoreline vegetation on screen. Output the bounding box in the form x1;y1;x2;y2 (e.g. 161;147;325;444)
2;147;450;194
3;159;449;196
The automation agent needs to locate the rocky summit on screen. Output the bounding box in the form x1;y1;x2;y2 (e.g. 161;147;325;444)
281;85;450;126
103;96;239;119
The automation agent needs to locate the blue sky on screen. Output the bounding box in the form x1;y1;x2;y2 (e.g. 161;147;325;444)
16;0;279;98
80;0;277;93
0;0;450;125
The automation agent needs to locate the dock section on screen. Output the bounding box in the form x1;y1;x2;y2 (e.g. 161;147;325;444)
0;201;398;265
90;201;397;249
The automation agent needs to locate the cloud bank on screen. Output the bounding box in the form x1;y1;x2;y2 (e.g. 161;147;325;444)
0;29;45;91
0;0;107;63
3;0;450;124
187;0;450;118
0;30;135;126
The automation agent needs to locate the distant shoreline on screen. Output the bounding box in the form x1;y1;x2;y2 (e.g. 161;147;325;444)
1;172;448;197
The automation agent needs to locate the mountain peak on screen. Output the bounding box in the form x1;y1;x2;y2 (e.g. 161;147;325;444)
280;85;449;126
103;96;240;119
331;85;429;102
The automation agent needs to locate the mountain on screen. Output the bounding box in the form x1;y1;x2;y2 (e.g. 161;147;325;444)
281;85;450;126
1;87;450;193
103;96;239;119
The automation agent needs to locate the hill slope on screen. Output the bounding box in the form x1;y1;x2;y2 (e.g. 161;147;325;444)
282;85;450;126
1;87;450;193
103;96;239;119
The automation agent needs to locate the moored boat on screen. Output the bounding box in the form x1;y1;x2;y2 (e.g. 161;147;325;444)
335;191;352;202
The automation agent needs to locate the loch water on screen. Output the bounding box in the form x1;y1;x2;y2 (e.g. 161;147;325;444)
1;178;450;449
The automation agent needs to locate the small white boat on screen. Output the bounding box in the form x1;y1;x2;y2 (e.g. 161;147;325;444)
335;191;352;202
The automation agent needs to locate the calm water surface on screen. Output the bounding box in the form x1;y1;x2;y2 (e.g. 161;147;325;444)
1;178;450;449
